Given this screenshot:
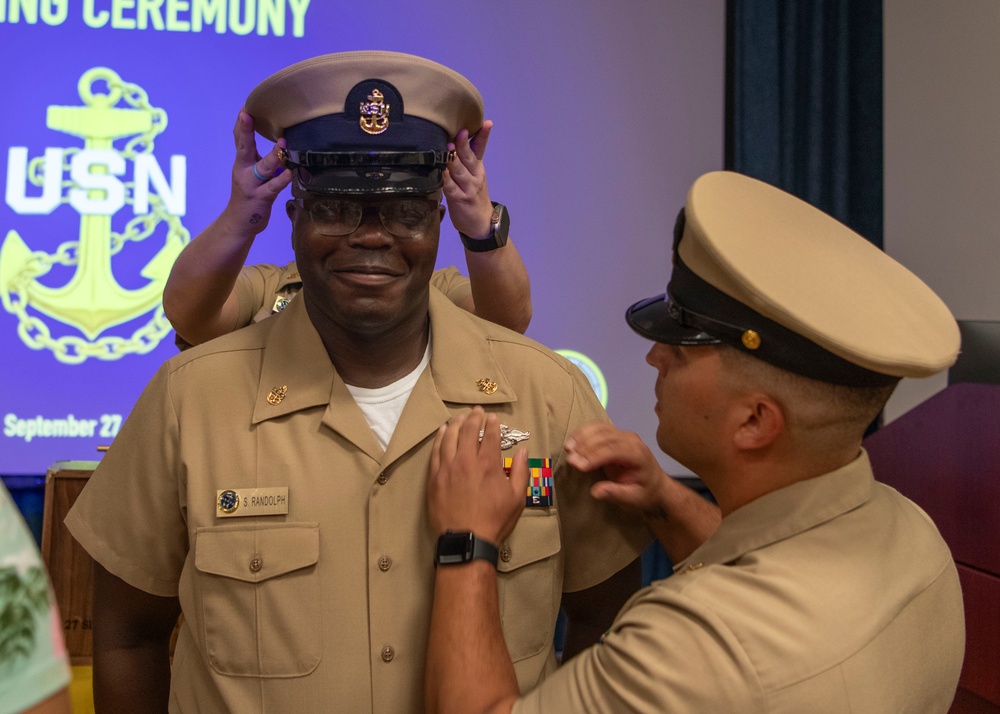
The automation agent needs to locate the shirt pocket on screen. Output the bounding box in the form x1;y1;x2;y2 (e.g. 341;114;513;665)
194;522;321;677
497;511;563;662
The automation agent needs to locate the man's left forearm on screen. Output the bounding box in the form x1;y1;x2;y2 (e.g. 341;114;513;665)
561;558;642;661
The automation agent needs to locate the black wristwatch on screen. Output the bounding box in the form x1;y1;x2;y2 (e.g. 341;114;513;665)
459;202;509;252
435;531;500;567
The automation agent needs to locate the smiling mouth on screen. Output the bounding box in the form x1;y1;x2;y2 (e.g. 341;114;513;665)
335;266;403;282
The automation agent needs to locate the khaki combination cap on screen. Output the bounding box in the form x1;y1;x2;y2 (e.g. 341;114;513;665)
627;171;960;386
245;51;485;194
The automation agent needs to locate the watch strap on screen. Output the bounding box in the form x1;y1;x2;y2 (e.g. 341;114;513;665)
459;202;509;252
435;531;500;567
469;536;499;566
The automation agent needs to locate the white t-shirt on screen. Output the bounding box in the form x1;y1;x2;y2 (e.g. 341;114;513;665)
345;342;431;450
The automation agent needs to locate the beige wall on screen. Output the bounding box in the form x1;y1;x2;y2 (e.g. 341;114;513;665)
883;0;1000;420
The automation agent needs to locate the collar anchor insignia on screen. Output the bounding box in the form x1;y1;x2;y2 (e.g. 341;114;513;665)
476;378;498;395
266;385;288;405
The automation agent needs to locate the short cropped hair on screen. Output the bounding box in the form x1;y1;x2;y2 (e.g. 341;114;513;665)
718;345;898;448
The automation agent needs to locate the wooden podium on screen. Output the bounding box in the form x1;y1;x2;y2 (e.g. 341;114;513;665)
40;459;180;678
40;460;100;667
865;383;1000;713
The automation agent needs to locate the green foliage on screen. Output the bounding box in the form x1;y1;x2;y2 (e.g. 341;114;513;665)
0;566;51;673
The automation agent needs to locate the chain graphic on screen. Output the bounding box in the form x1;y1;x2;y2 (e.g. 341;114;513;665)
0;67;189;364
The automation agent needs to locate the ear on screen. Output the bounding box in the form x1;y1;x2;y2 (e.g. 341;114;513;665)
732;394;784;451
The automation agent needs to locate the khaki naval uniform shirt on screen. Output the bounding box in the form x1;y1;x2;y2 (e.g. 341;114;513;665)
234;260;471;326
66;288;649;714
514;452;965;714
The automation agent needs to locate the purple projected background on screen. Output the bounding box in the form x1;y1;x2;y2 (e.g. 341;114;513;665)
0;1;723;476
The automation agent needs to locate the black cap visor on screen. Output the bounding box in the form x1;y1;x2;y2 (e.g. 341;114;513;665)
626;293;722;346
286;150;451;194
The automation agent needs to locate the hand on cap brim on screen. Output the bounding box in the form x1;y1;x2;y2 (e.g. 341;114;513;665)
227;110;293;234
443;120;494;238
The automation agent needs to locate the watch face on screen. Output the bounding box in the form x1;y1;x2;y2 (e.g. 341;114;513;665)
436;532;474;564
459;203;508;252
492;203;509;244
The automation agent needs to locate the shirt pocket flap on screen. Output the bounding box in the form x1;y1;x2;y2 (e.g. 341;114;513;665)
195;523;319;584
497;512;561;573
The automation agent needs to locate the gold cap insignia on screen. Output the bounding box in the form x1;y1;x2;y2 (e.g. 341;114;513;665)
741;330;761;350
476;378;498;395
359;89;389;135
267;385;288;405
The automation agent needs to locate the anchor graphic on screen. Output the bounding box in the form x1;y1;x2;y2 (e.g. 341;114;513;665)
0;68;187;357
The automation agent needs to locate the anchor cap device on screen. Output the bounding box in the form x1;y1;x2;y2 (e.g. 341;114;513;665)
626;171;960;386
245;51;485;194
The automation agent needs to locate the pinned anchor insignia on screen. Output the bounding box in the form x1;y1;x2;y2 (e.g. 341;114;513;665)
267;385;288;405
359;89;389;135
0;67;189;363
476;378;498;395
478;424;530;451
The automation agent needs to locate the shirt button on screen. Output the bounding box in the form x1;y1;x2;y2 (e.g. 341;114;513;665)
377;472;389;485
500;544;512;563
249;557;263;573
378;556;392;572
381;645;394;662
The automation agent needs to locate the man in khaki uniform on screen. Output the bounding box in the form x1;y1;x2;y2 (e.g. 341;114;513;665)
424;171;966;713
65;52;649;713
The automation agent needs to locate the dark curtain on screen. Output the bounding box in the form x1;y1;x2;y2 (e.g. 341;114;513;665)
725;0;883;248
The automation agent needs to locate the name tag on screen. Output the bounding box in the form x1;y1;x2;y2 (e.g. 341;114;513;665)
216;487;289;518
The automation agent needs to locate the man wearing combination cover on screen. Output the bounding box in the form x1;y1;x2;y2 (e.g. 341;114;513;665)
66;51;649;714
162;90;532;345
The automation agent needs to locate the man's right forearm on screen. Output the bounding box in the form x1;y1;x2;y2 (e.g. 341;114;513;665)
93;641;173;714
92;564;181;714
161;209;256;345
